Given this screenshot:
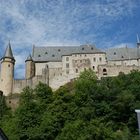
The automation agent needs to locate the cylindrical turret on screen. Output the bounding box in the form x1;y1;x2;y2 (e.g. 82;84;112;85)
0;42;15;96
25;54;35;79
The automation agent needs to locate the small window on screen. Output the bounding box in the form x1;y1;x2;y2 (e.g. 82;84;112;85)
75;60;77;63
80;60;82;63
114;52;116;55
66;63;69;68
85;54;87;57
45;52;48;54
99;57;102;61
93;66;95;70
52;54;55;57
66;70;69;74
93;58;96;62
38;55;41;57
82;48;84;50
58;49;61;52
66;57;69;61
103;68;107;72
8;64;10;67
91;47;93;50
103;68;107;75
76;69;78;73
121;56;124;58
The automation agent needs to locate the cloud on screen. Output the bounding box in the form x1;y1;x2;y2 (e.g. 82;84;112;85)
0;0;139;78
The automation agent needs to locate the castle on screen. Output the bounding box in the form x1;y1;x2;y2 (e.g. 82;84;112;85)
0;38;140;96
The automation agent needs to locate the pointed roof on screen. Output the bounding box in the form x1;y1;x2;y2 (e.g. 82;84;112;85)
4;41;14;59
1;41;15;61
25;54;33;62
137;34;140;43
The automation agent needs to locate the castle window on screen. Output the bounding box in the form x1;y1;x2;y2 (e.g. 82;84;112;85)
76;69;78;73
99;57;102;61
45;52;48;54
66;63;69;68
52;54;55;57
58;49;61;52
93;66;95;70
66;70;69;74
103;68;107;75
114;52;116;55
66;57;69;61
38;55;41;57
93;57;96;62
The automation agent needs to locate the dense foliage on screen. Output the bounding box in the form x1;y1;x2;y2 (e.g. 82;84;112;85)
0;70;140;140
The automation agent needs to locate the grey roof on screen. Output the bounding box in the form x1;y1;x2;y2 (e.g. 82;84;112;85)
106;47;140;61
3;42;14;60
32;44;104;62
25;54;33;62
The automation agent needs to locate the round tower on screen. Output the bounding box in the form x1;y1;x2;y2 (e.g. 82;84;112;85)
25;54;35;79
0;42;15;96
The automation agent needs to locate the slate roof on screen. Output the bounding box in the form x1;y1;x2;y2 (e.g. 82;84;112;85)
106;47;140;61
32;45;105;62
3;42;14;60
25;54;33;62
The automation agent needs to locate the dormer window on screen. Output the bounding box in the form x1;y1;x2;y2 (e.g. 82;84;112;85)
45;52;48;54
38;55;41;57
58;49;61;52
121;56;124;58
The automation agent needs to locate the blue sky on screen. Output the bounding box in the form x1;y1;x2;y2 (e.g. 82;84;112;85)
0;0;140;78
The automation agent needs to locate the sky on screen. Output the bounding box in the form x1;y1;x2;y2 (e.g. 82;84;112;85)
0;0;140;78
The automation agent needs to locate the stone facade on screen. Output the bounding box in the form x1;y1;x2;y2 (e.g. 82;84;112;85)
1;41;140;96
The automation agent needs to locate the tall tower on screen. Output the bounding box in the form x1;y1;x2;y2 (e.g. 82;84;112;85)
25;54;35;79
0;42;15;96
137;34;140;48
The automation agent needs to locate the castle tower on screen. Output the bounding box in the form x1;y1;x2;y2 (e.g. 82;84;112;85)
137;34;140;48
25;54;35;79
0;42;15;96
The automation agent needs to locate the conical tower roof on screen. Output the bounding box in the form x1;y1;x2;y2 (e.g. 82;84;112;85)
137;34;140;43
1;41;15;61
25;54;33;62
4;42;14;59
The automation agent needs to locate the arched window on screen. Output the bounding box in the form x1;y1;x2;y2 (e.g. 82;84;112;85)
103;68;107;75
103;68;107;72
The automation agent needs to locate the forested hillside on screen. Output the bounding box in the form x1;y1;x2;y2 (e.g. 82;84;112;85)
0;70;140;140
